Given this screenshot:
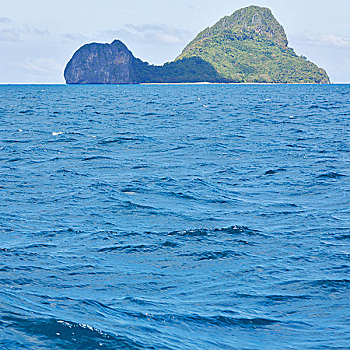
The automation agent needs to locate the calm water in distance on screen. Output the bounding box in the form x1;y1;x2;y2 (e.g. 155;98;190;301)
0;84;349;349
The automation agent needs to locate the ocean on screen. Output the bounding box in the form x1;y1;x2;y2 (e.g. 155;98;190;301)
0;84;349;349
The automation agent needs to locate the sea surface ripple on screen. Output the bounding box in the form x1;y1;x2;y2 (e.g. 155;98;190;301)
0;84;349;349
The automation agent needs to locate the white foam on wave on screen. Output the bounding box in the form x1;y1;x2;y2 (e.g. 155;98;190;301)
52;132;64;136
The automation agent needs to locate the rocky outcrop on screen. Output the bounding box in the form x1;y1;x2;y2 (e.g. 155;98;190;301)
64;41;225;84
64;40;134;84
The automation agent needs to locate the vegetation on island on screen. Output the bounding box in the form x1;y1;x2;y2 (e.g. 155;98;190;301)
176;6;330;83
131;56;226;83
65;5;330;84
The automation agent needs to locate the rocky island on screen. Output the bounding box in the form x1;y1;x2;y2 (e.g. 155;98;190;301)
64;6;330;84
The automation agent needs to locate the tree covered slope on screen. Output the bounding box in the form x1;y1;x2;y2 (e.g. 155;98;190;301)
176;6;330;83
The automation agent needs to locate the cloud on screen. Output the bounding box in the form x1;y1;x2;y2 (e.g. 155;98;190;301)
296;33;350;48
98;24;193;46
62;33;88;42
0;17;12;24
344;58;350;70
15;57;62;74
0;18;49;42
27;27;49;36
12;57;64;83
0;29;20;41
0;27;49;42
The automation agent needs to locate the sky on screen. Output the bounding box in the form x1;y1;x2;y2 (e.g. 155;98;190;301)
0;0;349;84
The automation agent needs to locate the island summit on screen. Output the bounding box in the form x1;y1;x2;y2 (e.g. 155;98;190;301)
64;6;330;84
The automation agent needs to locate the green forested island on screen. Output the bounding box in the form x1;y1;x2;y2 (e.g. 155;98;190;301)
64;6;330;84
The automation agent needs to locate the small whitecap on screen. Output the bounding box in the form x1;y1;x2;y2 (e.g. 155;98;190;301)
52;131;64;136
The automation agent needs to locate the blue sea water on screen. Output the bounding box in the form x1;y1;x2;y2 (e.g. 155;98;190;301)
0;84;349;349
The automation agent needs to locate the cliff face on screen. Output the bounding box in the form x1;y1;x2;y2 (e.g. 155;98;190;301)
64;6;330;84
64;40;134;84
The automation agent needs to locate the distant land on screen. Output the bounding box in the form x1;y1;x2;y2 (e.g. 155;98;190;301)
64;5;330;84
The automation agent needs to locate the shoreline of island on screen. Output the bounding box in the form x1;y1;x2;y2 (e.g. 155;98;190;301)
140;82;332;85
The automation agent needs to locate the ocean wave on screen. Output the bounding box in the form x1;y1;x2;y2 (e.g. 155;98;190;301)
125;311;278;328
184;250;245;261
168;226;260;237
317;172;346;179
1;315;142;350
82;156;113;161
98;244;158;253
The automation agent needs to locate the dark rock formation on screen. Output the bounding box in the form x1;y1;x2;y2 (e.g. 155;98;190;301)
64;40;134;84
64;41;225;84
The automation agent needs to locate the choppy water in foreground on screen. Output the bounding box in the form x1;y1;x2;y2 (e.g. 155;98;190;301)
0;84;349;349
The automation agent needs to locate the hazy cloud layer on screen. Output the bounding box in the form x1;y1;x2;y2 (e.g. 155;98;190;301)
16;57;62;74
12;57;63;83
62;33;88;43
344;58;350;70
0;17;12;24
294;33;350;48
98;23;193;46
0;29;20;41
0;18;49;42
